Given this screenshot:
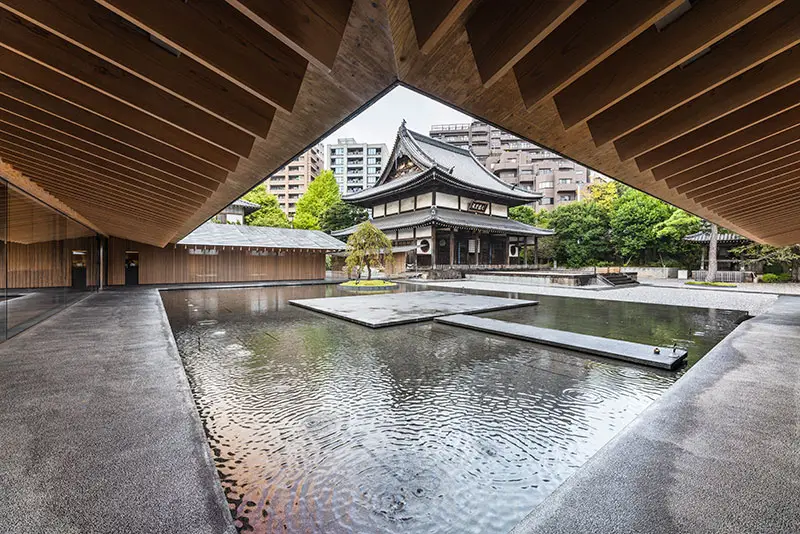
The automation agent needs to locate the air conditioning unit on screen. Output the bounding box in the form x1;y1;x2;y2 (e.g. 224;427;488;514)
417;238;432;255
508;243;519;258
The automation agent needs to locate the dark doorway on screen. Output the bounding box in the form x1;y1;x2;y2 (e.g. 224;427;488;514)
436;236;450;266
125;251;139;286
71;250;87;290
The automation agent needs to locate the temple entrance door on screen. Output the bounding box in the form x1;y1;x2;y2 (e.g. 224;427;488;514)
71;250;87;290
436;236;450;267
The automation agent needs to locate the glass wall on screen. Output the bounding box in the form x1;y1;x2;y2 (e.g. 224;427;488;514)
0;179;99;341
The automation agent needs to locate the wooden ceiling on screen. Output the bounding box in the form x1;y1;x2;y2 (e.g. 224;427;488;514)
0;0;797;246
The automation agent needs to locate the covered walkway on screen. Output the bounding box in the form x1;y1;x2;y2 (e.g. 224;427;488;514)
0;290;235;534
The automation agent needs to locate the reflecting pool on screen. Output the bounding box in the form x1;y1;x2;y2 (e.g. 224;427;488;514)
161;284;740;533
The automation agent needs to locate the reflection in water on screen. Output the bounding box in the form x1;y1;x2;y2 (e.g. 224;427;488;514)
162;284;738;533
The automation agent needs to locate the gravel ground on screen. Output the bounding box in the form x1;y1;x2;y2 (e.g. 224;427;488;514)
641;279;800;295
416;280;778;316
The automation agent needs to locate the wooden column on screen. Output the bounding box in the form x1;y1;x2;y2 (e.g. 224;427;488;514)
431;226;437;269
523;236;528;267
449;228;455;266
475;234;481;267
534;236;539;268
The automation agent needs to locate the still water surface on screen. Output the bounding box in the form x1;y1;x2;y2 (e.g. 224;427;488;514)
162;284;741;533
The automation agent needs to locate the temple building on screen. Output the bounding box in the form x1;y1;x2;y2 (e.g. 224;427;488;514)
333;123;553;270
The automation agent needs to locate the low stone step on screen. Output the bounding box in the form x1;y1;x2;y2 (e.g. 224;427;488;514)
434;314;687;370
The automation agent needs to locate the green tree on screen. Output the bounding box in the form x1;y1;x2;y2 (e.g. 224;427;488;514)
293;170;341;230
731;243;800;281
586;180;621;214
242;184;291;228
654;209;702;267
509;205;538;226
344;222;393;280
549;201;612;267
320;201;368;234
610;189;674;264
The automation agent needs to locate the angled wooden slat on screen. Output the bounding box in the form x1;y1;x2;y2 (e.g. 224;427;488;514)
663;129;800;188
0;140;209;204
0;0;276;139
2;157;196;221
763;226;800;242
0;95;222;189
0;114;221;196
588;2;800;146
466;0;584;88
97;0;307;114
694;160;800;204
514;0;683;109
407;0;472;54
0;74;227;180
652;106;800;180
2;151;201;213
673;142;800;193
0;50;239;171
555;0;781;128
0;129;213;200
0;8;256;158
227;0;353;71
687;155;800;200
614;45;800;160
634;80;800;171
711;178;800;214
726;200;800;224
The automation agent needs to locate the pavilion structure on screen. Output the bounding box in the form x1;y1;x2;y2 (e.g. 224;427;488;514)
333;123;553;270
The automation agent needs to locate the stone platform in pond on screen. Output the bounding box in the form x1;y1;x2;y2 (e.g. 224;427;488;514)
434;314;688;370
289;290;537;328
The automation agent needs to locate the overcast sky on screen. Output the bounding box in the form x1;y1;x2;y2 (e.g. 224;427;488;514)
321;86;472;149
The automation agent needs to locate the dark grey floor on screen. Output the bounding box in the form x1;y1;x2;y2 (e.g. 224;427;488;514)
0;290;235;534
511;295;800;534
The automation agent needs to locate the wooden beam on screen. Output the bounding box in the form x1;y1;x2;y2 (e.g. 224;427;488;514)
226;0;353;71
0;74;228;181
673;141;800;193
0;129;214;200
0;95;222;189
634;80;800;171
0;140;209;204
687;155;800;200
725;200;800;225
0;50;240;171
0;8;256;158
514;0;683;109
651;105;800;180
556;0;780;128
0;113;221;195
1;150;203;211
696;162;800;205
0;0;276;139
613;45;800;160
407;0;472;55
710;177;800;214
762;227;800;242
97;0;308;114
588;2;800;146
466;0;583;88
661;125;800;187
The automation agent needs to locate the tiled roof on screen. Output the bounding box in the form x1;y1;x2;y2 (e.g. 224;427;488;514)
683;231;750;244
342;124;540;204
178;222;345;250
332;207;553;237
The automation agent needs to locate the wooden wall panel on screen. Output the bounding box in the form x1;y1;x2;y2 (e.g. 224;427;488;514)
6;236;97;288
107;237;325;285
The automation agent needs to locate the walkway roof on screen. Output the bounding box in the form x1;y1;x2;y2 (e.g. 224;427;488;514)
178;222;345;251
0;1;797;246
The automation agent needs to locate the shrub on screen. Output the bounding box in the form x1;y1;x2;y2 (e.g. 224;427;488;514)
685;281;737;288
761;273;791;283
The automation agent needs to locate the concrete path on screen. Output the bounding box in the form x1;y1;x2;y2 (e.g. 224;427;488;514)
0;290;235;534
435;314;687;369
414;280;778;315
511;296;800;534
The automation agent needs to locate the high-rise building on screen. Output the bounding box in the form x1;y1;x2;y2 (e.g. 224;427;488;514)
327;138;388;195
430;121;593;211
266;144;323;218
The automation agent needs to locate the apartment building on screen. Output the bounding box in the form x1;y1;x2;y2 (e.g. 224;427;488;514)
430;121;593;210
327;138;388;195
266;144;323;218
